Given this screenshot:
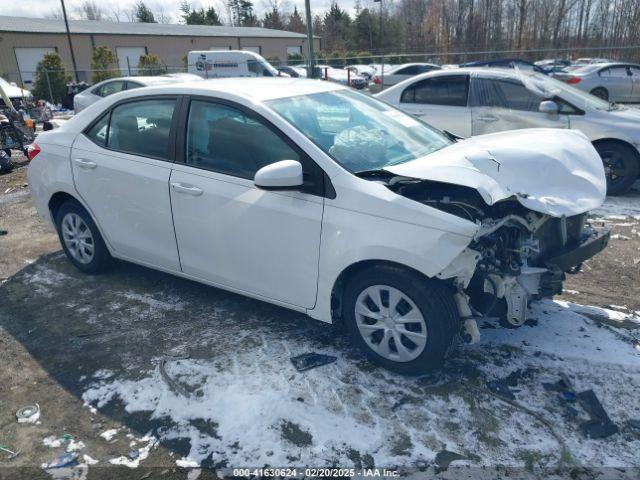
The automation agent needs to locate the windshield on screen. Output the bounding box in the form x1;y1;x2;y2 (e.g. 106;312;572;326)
519;72;613;110
267;90;451;173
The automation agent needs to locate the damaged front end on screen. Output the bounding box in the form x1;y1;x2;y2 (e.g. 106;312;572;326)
388;178;610;341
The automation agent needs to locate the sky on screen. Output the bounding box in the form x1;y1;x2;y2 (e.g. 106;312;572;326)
3;0;363;23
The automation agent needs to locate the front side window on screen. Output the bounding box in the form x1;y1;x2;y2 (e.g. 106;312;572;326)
470;78;542;111
185;100;302;179
95;81;126;97
401;75;469;106
108;99;176;160
267;90;451;173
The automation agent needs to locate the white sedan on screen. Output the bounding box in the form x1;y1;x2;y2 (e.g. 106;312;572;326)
28;78;609;374
73;74;202;112
377;67;640;194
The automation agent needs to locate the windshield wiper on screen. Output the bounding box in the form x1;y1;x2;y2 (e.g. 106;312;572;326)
354;168;392;178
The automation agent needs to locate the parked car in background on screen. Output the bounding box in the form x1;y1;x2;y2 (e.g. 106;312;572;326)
462;58;548;74
187;50;280;79
535;59;571;75
345;65;376;80
316;65;367;89
277;66;307;78
369;63;393;73
554;62;640;102
28;78;609;374
0;77;32;105
73;76;197;113
377;67;640;194
369;63;441;93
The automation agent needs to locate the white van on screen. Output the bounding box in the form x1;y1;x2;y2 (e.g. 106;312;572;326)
187;50;281;79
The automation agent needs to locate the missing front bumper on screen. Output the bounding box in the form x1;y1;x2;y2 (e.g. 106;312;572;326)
545;227;611;272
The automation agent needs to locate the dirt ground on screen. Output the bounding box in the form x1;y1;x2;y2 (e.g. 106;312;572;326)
1;155;639;479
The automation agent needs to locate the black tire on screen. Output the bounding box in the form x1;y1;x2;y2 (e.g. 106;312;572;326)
55;199;113;273
342;265;459;375
594;141;640;195
591;87;609;101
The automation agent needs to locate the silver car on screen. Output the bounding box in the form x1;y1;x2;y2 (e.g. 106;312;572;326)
554;62;640;102
369;63;441;93
377;67;640;194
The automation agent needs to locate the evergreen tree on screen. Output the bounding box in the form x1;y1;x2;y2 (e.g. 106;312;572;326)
32;52;68;104
228;0;258;27
134;1;156;23
180;2;222;25
91;46;119;83
286;6;306;34
263;3;286;30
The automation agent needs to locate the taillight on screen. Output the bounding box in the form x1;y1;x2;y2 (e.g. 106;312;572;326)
27;143;41;161
566;76;581;84
373;75;381;85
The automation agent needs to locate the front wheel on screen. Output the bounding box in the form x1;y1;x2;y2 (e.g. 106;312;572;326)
55;199;113;273
342;266;459;375
594;141;640;195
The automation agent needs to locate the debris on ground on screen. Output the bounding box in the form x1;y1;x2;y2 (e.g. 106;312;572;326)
434;449;469;473
159;356;190;397
0;444;20;459
543;375;619;439
486;379;517;400
627;419;640;430
577;390;619;439
41;452;79;469
290;352;337;372
16;403;40;423
0;229;7;236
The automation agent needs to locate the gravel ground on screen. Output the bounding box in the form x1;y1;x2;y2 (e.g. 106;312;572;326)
1;155;639;479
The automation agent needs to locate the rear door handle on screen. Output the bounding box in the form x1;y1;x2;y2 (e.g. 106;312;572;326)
477;115;498;122
170;182;203;196
74;158;97;169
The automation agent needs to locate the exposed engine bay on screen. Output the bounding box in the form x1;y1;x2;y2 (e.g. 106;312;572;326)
381;175;611;341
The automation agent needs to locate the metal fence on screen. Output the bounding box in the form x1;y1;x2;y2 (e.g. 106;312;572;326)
6;44;640;104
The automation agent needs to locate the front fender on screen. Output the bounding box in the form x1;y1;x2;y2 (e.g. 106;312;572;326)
307;203;474;323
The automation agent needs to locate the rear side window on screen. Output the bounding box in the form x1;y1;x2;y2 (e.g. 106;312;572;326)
599;66;629;77
107;99;176;160
401;75;469;106
94;81;126;97
185;100;302;179
470;78;542;111
85;112;110;147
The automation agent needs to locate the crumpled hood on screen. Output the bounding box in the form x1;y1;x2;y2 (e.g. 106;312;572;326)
385;128;606;217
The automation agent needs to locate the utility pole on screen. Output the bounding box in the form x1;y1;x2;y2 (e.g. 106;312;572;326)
304;0;315;78
60;0;80;82
373;0;383;88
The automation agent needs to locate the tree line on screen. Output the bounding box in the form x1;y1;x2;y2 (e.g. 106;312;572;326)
58;0;640;63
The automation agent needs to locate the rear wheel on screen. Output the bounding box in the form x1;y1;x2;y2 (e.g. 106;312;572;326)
342;265;458;375
591;87;609;101
55;200;113;273
594;141;640;195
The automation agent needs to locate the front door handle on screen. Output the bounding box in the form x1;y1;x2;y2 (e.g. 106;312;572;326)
74;158;97;169
170;182;203;196
477;115;498;123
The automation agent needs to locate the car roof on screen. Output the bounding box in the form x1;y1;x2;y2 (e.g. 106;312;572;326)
126;77;345;102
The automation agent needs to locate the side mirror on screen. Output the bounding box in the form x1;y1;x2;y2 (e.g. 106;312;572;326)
539;100;559;115
254;160;303;190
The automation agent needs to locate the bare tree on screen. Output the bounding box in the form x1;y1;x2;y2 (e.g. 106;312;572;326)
76;1;105;21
